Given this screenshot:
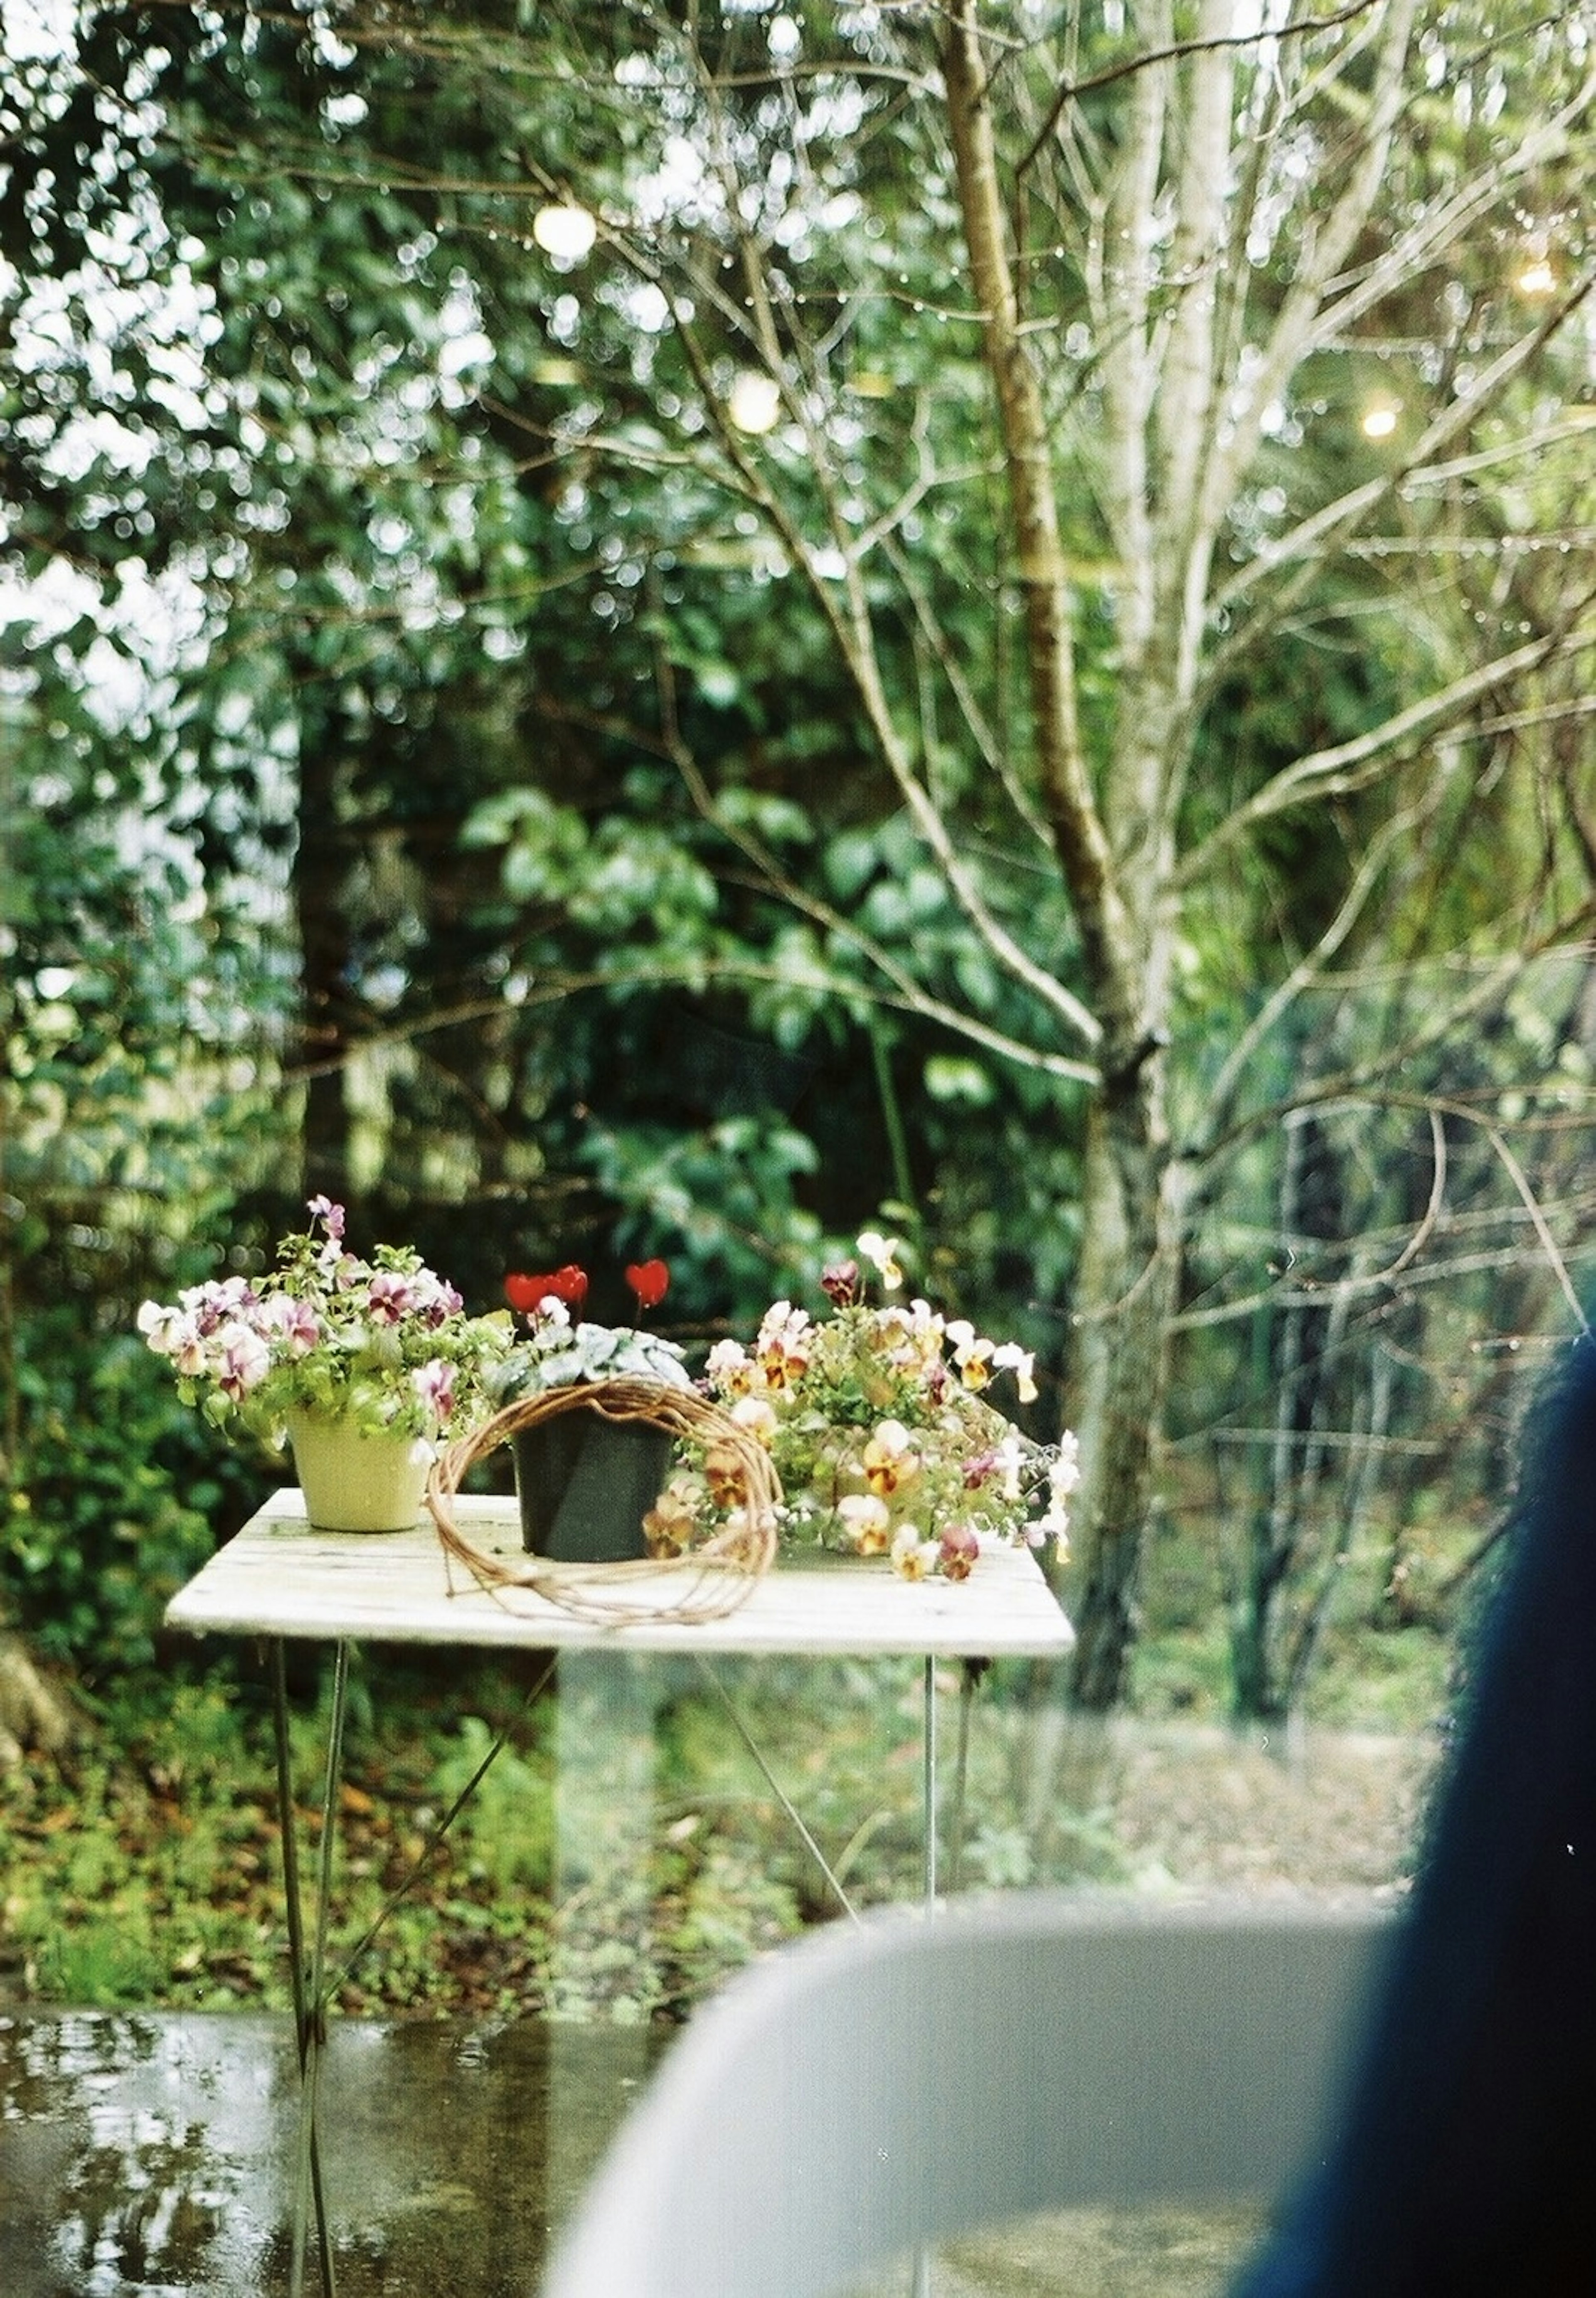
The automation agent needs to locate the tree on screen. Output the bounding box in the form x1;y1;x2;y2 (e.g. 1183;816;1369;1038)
383;0;1596;1704
5;1;1594;1709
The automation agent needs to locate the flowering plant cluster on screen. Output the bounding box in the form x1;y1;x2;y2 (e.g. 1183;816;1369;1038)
647;1232;1080;1581
137;1198;511;1446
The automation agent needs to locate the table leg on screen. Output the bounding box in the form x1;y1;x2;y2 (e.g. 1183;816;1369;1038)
946;1659;983;1893
922;1655;939;1907
269;1645;557;2293
271;1636;350;2298
546;1648;660;2203
911;1660;942;2298
912;1656;985;2298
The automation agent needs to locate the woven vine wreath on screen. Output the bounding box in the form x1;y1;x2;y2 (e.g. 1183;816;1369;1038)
426;1378;781;1627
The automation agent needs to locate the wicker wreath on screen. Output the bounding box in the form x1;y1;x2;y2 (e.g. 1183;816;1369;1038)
426;1378;781;1626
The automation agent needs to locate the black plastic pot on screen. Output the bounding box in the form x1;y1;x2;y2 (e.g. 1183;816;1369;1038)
512;1407;673;1561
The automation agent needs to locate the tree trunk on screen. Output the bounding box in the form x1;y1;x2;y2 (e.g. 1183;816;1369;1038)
942;1;1190;1707
1066;1052;1187;1710
292;700;353;1199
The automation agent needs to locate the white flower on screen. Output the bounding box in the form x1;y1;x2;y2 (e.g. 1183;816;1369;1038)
993;1340;1039;1404
890;1527;938;1581
730;1394;779;1446
1050;1432;1082;1500
172;1325;212;1380
863;1418;921;1496
837;1493;892;1554
856;1230;905;1290
993;1431;1029;1501
946;1320;995;1390
137;1300;197;1362
411;1358;456;1426
215;1322;272;1398
755;1300;810;1350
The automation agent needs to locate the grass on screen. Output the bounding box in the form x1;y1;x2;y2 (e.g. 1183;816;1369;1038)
2;1522;1463;2026
0;1649;1094;2020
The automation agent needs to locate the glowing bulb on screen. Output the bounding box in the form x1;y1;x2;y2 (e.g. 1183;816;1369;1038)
1361;397;1401;442
728;371;781;434
532;204;596;263
1515;254;1556;298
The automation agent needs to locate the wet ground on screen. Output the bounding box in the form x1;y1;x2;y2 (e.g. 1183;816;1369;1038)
0;2008;665;2298
0;2006;1276;2298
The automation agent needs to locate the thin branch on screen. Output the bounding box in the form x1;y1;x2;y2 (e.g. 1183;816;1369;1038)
1210;268;1596;642
1014;0;1387;182
1199;785;1445;1138
281;958;1100;1090
1193;899;1596;1172
1179;626;1592;887
877;527;1057;857
1481;1118;1591;1333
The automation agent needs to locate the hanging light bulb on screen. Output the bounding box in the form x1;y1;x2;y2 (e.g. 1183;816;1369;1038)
1514;243;1556;298
1360;394;1402;442
728;371;781;434
532;204;597;263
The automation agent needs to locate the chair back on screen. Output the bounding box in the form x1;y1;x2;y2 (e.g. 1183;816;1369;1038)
545;1888;1392;2298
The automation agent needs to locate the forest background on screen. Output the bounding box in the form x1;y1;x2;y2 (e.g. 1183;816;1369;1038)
1;0;1594;2012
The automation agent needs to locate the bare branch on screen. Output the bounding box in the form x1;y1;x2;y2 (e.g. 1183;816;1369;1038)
1014;0;1387;183
1197;783;1446;1139
1179;625;1595;887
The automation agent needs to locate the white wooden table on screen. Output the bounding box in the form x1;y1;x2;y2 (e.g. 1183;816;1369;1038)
166;1491;1075;2298
166;1487;1076;1659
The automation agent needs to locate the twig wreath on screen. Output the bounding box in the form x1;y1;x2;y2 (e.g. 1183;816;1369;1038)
426;1377;781;1626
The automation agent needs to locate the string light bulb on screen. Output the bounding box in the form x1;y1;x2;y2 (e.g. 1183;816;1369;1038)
532;204;597;263
1514;244;1557;298
728;371;781;434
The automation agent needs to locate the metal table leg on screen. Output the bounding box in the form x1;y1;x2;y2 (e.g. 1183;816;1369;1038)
913;1655;986;2298
267;1642;554;2295
271;1636;350;2298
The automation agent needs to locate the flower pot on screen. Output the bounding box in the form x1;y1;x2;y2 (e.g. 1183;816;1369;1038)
513;1407;673;1561
286;1410;431;1534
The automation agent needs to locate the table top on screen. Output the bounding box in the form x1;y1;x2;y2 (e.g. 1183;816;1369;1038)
165;1489;1076;1659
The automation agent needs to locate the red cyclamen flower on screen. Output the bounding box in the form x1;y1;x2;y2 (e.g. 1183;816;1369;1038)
505;1264;590;1316
625;1259;670;1311
505;1273;552;1314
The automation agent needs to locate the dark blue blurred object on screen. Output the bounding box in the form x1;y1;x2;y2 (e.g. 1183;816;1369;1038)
1233;1328;1596;2295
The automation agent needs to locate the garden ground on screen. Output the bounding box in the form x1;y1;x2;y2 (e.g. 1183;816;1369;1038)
1;1708;1433;2296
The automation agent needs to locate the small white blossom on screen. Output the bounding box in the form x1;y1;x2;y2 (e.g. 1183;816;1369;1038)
890;1528;938;1581
993;1340;1038;1404
837;1493;892;1553
730;1394;779;1446
856;1230;905;1289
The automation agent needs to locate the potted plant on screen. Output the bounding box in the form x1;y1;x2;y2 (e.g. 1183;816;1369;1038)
488;1259;692;1560
137;1197;511;1531
653;1231;1079;1581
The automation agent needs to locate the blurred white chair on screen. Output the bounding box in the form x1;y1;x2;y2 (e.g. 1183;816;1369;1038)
544;1887;1390;2298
